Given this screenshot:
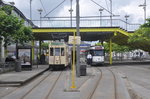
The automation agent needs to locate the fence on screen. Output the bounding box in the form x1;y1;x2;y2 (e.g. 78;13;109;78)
32;18;140;31
0;62;15;73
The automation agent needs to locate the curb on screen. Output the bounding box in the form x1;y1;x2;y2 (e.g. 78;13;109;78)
0;68;49;87
105;61;150;66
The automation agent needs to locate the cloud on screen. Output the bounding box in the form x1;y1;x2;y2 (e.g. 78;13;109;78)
116;0;150;23
3;0;150;24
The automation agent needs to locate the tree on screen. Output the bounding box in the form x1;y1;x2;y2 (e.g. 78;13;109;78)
128;18;150;52
103;42;133;60
41;42;49;50
1;5;13;15
0;5;34;47
103;42;133;53
12;26;34;45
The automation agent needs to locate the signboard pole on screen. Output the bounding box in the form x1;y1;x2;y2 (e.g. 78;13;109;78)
32;40;34;62
109;39;112;65
70;32;76;89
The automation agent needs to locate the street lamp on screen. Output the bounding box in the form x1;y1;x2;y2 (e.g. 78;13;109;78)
139;0;146;23
30;0;33;21
109;0;112;26
37;8;43;27
9;2;15;6
99;8;104;27
125;15;129;30
69;0;73;27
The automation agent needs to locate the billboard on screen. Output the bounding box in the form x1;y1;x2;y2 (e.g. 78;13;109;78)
18;49;31;66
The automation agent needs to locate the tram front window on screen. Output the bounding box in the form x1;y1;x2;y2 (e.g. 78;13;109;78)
55;48;60;56
93;50;104;56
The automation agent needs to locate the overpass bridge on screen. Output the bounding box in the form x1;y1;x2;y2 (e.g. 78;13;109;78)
32;18;140;45
33;27;130;45
31;18;141;64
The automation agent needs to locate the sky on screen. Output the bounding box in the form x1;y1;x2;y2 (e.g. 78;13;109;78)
3;0;150;25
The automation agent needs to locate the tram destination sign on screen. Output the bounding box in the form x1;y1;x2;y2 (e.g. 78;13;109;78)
50;42;64;46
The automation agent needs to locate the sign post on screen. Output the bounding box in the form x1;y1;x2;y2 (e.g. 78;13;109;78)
69;35;81;88
69;32;80;88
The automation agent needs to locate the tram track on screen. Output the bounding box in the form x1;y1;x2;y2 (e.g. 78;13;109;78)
20;71;53;99
112;65;150;90
45;71;63;99
87;67;103;99
0;87;18;98
0;69;51;98
87;67;118;99
9;71;63;99
20;71;63;99
1;66;131;99
1;71;53;99
76;75;92;90
107;67;117;99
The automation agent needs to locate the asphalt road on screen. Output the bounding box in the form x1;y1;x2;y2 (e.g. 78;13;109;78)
111;64;150;99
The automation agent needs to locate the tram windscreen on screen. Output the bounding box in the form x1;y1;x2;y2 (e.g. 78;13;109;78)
91;50;104;56
55;48;60;56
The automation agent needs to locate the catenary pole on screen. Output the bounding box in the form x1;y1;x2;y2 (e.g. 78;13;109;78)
76;0;80;77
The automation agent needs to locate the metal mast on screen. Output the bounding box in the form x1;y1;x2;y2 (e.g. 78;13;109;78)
76;0;80;77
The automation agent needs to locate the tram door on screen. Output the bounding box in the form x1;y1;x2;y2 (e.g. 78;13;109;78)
54;48;61;64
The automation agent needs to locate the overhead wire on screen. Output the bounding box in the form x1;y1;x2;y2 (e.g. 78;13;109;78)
44;0;66;17
41;15;120;19
90;0;115;16
39;0;47;13
105;0;109;11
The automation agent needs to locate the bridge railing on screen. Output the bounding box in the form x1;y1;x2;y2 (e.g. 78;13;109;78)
32;18;140;31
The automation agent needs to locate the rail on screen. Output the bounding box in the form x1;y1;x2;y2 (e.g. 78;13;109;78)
32;17;140;31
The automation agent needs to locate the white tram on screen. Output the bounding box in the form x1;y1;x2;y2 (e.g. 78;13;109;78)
49;41;69;69
87;46;105;65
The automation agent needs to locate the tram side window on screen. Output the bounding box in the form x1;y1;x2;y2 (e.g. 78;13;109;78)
50;48;53;56
61;48;64;56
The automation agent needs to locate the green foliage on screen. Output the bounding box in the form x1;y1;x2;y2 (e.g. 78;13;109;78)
128;18;150;52
103;42;133;53
95;42;102;46
0;5;13;15
141;18;150;28
0;5;34;46
41;42;49;49
12;26;34;45
128;28;150;43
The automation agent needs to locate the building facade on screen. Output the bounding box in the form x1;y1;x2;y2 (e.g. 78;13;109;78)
0;0;36;61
